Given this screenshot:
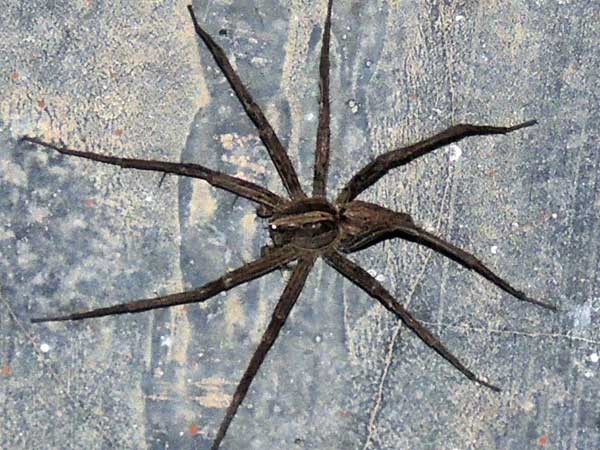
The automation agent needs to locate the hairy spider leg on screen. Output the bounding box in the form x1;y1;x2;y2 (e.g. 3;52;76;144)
337;120;538;203
211;256;315;450
31;246;298;322
21;137;284;212
312;0;333;197
393;222;558;311
187;5;305;199
324;251;500;392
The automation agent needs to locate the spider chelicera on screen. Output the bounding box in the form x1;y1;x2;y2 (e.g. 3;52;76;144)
22;1;557;449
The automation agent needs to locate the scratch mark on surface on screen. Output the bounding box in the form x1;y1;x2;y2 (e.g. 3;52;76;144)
360;251;435;450
0;292;119;448
419;320;600;346
361;163;454;449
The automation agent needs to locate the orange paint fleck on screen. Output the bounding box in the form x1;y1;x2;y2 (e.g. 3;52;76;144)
113;128;124;137
189;423;200;436
539;435;549;446
83;198;96;208
11;71;19;81
38;98;46;109
1;365;12;376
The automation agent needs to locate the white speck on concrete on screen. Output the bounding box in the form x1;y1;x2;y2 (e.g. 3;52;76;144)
40;343;50;353
160;335;172;347
448;144;462;162
490;245;498;254
590;353;599;363
574;301;592;329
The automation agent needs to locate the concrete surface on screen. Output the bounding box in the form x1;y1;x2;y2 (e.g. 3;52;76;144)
1;1;599;449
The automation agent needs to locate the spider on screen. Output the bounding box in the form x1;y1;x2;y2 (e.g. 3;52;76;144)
22;1;557;449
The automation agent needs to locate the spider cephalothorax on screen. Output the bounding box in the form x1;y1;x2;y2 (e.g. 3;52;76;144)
22;1;556;449
268;198;340;250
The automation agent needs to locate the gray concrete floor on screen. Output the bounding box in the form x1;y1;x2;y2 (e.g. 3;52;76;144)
1;1;599;449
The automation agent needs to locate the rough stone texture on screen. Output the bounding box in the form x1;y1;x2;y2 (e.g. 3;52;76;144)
1;1;599;449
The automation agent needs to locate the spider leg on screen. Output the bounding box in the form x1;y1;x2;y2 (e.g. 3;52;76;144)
31;246;298;323
324;250;500;392
312;0;333;197
21;136;284;212
211;255;315;450
337;119;537;203
393;222;558;311
187;6;305;199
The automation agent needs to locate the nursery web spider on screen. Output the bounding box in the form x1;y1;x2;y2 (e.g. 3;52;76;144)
22;1;556;448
